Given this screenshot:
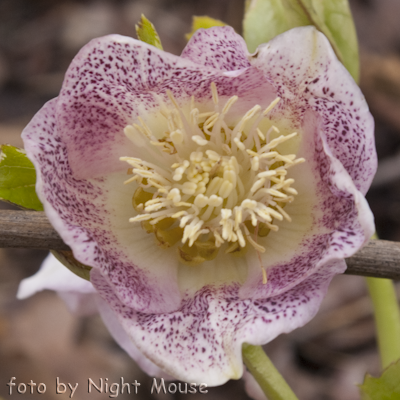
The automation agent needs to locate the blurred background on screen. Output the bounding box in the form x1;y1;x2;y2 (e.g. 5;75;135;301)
0;0;400;399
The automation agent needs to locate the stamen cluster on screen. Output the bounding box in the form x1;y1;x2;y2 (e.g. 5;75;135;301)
121;83;305;266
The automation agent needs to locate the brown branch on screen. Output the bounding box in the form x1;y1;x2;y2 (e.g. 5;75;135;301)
0;210;399;280
0;210;70;251
344;239;400;280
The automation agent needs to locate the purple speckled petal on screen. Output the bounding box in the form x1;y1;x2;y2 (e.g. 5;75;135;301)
18;254;174;378
181;26;251;72
56;34;270;180
97;297;175;379
22;99;182;314
91;259;345;385
240;110;375;300
250;26;377;195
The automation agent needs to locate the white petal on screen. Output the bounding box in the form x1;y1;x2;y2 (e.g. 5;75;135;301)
17;253;97;316
17;253;95;299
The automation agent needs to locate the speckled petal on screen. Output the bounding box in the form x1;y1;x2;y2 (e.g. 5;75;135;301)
240;110;375;300
56;34;262;180
181;26;251;72
18;254;174;378
96;297;174;379
250;26;377;195
90;258;344;385
22;99;182;314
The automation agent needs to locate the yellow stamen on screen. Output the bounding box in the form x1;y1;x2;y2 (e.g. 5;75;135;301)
121;83;304;267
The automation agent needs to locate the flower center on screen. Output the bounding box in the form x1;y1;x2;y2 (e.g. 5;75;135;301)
121;83;305;272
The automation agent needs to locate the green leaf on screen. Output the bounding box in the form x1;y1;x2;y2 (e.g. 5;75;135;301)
243;0;310;53
51;250;91;281
359;359;400;400
299;0;359;82
135;14;163;50
243;0;359;82
185;16;227;40
0;144;43;210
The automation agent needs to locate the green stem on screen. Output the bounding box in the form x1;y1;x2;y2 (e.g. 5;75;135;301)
366;277;400;369
242;344;299;400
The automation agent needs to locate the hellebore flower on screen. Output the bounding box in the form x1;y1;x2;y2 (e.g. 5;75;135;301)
21;26;376;385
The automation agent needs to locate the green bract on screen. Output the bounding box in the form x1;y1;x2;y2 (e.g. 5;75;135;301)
243;0;359;82
186;16;227;40
0;144;43;210
51;250;92;282
135;14;163;50
360;359;400;400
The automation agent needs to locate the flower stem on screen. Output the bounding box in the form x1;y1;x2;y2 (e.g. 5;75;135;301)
242;344;299;400
366;277;400;369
